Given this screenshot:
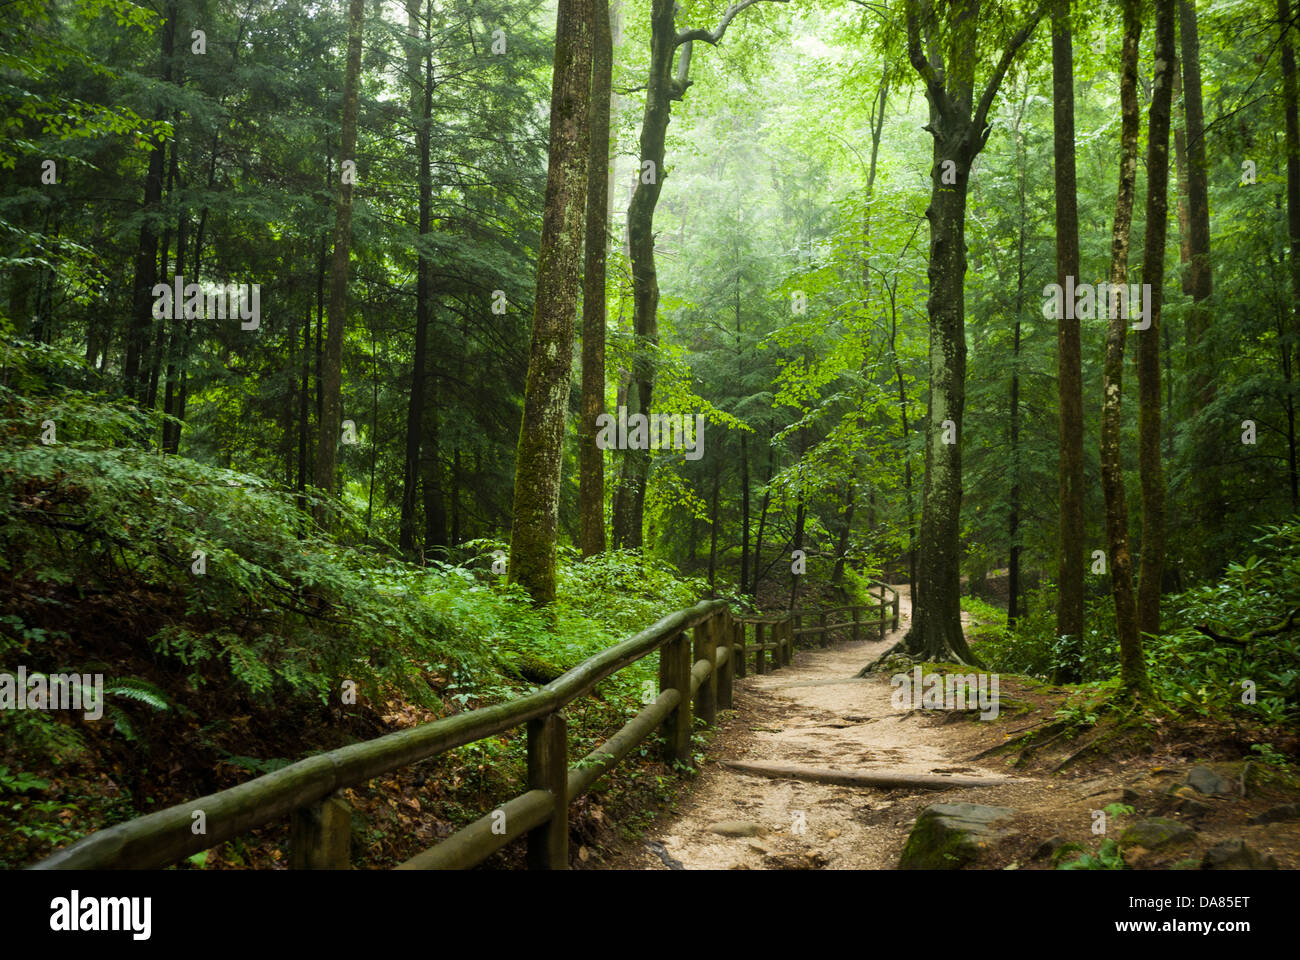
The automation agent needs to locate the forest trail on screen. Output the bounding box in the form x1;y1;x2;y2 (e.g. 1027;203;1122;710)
602;588;1032;870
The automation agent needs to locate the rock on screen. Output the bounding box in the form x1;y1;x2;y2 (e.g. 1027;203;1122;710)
1119;817;1197;850
1248;803;1300;825
1170;858;1202;870
1122;788;1141;805
898;803;1018;870
709;820;764;837
1186;765;1234;797
746;842;768;855
764;850;828;870
1202;839;1279;870
1033;835;1067;861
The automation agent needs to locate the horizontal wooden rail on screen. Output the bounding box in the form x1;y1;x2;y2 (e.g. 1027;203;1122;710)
34;598;733;871
32;598;810;872
789;580;900;647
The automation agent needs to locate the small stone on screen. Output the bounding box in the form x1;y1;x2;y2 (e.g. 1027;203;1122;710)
746;842;768;855
1033;835;1067;861
825;828;841;839
709;820;764;837
1202;839;1279;870
1170;858;1201;870
1119;817;1197;850
1186;765;1234;796
1248;803;1300;825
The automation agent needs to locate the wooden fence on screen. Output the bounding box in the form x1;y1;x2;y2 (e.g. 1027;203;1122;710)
32;583;898;872
791;582;900;645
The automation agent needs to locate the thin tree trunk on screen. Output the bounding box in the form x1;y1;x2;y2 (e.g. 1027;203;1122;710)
313;0;365;519
1052;0;1085;678
507;0;593;603
752;433;774;597
125;5;174;400
579;0;613;558
1280;0;1300;510
400;0;433;556
1179;0;1214;410
708;458;721;587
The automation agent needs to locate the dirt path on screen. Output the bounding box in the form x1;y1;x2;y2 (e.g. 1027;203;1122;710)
603;588;1042;870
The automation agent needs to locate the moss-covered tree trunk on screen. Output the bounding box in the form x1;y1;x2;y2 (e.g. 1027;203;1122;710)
1101;0;1152;699
902;0;1041;664
1137;0;1176;642
508;0;593;604
579;0;613;558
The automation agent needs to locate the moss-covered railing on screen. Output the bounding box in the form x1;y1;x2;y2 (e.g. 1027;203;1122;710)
33;599;802;871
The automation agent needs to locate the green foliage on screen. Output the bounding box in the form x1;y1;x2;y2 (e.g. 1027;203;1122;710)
1058;837;1126;871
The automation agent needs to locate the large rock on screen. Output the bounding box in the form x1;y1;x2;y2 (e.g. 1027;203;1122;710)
1202;839;1279;870
899;803;1018;870
1186;765;1234;797
1119;817;1197;850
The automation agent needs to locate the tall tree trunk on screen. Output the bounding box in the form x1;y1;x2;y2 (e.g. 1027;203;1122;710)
507;0;593;603
313;0;365;518
1101;0;1151;698
125;5;175;400
1137;0;1176;644
1009;105;1027;627
579;0;613;558
902;0;1042;663
1179;0;1214;410
611;0;775;547
752;433;774;597
708;457;721;587
1052;0;1085;680
400;0;433;556
1282;0;1300;511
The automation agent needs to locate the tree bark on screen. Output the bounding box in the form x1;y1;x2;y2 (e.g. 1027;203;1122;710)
124;5;175;400
1179;0;1214;410
1101;0;1151;699
400;0;433;557
579;0;613;558
903;0;1042;664
313;0;365;519
507;0;593;603
1282;0;1300;511
1052;0;1085;680
1136;0;1175;644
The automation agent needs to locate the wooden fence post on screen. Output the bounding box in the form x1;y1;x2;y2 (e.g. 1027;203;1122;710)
734;621;747;678
755;622;767;674
819;610;828;648
693;616;717;727
893;590;900;631
291;790;351;869
852;605;861;642
715;613;733;710
659;631;692;763
879;585;887;639
526;712;568;869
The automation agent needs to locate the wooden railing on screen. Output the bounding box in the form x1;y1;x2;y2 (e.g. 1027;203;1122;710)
32;598;802;872
790;581;900;646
